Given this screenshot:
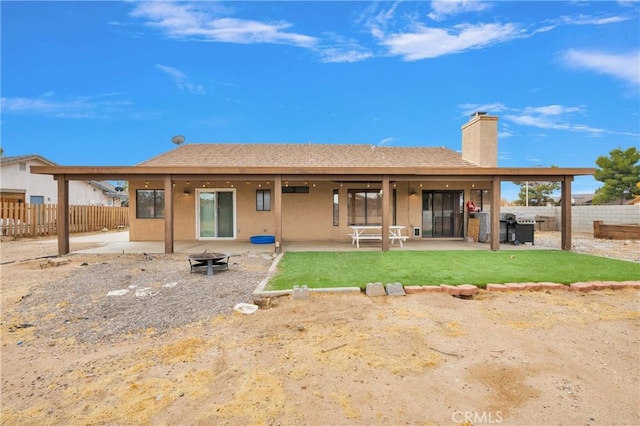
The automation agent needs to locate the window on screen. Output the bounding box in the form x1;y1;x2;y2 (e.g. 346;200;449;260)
333;189;339;226
348;189;382;225
256;189;271;211
136;190;164;218
30;195;44;205
19;162;26;171
470;189;491;211
282;186;309;193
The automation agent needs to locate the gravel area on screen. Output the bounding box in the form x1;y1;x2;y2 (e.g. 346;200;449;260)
533;231;640;263
13;252;275;345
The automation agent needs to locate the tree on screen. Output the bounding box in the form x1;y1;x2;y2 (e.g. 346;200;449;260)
513;166;561;206
592;147;640;205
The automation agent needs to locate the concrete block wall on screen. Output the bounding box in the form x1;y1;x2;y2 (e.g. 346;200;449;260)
500;205;640;233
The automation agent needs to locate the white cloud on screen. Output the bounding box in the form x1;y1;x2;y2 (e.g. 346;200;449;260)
379;22;523;61
427;0;491;21
505;105;637;137
155;64;206;94
130;2;317;48
558;14;633;25
522;105;586;116
458;102;509;117
378;137;398;146
317;33;373;63
562;49;640;85
1;93;131;119
458;102;638;138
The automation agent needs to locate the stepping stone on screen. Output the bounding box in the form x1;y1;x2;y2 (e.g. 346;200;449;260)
292;285;310;300
385;283;406;296
504;283;527;291
591;281;610;290
539;282;564;290
487;284;508;292
569;282;593;292
440;285;461;296
404;286;424;294
365;282;386;297
457;284;479;297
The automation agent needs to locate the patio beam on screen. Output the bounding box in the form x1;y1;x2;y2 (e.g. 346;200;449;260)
381;175;390;252
56;175;70;255
561;176;573;251
164;175;174;254
490;176;501;251
274;175;282;253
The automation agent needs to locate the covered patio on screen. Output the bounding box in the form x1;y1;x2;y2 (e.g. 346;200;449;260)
60;230;557;255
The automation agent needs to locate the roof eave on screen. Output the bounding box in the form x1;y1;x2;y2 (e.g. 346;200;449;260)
30;165;596;179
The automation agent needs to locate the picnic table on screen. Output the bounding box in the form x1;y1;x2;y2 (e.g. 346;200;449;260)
349;225;407;248
188;252;230;276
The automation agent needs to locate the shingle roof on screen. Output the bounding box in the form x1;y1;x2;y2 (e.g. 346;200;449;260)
1;154;57;166
139;144;478;168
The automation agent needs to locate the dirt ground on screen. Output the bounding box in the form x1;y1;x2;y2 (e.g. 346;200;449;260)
1;235;639;425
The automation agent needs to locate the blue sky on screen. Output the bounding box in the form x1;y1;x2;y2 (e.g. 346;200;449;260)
1;0;639;200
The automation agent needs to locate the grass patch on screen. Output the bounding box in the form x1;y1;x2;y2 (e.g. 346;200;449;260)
266;250;640;290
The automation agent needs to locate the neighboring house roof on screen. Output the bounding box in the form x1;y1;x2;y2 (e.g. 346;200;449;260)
139;144;478;169
571;193;594;205
1;154;57;166
87;180;128;199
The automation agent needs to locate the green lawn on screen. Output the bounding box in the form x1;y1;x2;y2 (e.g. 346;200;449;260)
266;250;640;290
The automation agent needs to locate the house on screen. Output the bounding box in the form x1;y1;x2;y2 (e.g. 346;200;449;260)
0;154;127;206
32;113;594;254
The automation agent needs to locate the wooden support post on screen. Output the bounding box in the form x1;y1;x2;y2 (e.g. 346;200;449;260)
490;176;501;251
561;176;572;251
164;175;174;254
274;175;283;253
57;176;70;255
381;175;390;252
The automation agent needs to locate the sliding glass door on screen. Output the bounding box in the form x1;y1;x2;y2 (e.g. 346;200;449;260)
422;190;463;238
197;190;235;239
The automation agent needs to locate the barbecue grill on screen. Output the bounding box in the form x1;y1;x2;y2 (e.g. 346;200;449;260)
502;213;536;245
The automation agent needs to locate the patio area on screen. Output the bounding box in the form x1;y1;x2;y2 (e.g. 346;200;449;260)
61;231;555;255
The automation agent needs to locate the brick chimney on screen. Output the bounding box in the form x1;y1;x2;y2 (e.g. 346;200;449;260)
461;112;498;167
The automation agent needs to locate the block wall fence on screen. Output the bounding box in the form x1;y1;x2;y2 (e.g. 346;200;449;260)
502;205;640;233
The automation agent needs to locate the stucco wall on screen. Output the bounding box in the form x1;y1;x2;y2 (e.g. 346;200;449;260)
128;179;488;242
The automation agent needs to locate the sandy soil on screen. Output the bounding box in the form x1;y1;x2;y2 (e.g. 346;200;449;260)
1;235;639;425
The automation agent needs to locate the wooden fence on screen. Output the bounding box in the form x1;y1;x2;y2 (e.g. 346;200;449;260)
1;203;129;238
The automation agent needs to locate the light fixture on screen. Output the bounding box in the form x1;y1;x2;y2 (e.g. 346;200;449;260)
471;184;475;188
419;183;423;188
202;183;206;187
410;190;417;197
144;181;148;188
367;182;370;188
312;183;316;188
446;184;449;188
186;180;190;185
258;183;262;188
172;181;176;187
182;189;190;196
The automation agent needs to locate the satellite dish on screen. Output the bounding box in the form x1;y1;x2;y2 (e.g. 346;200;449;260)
171;135;185;145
